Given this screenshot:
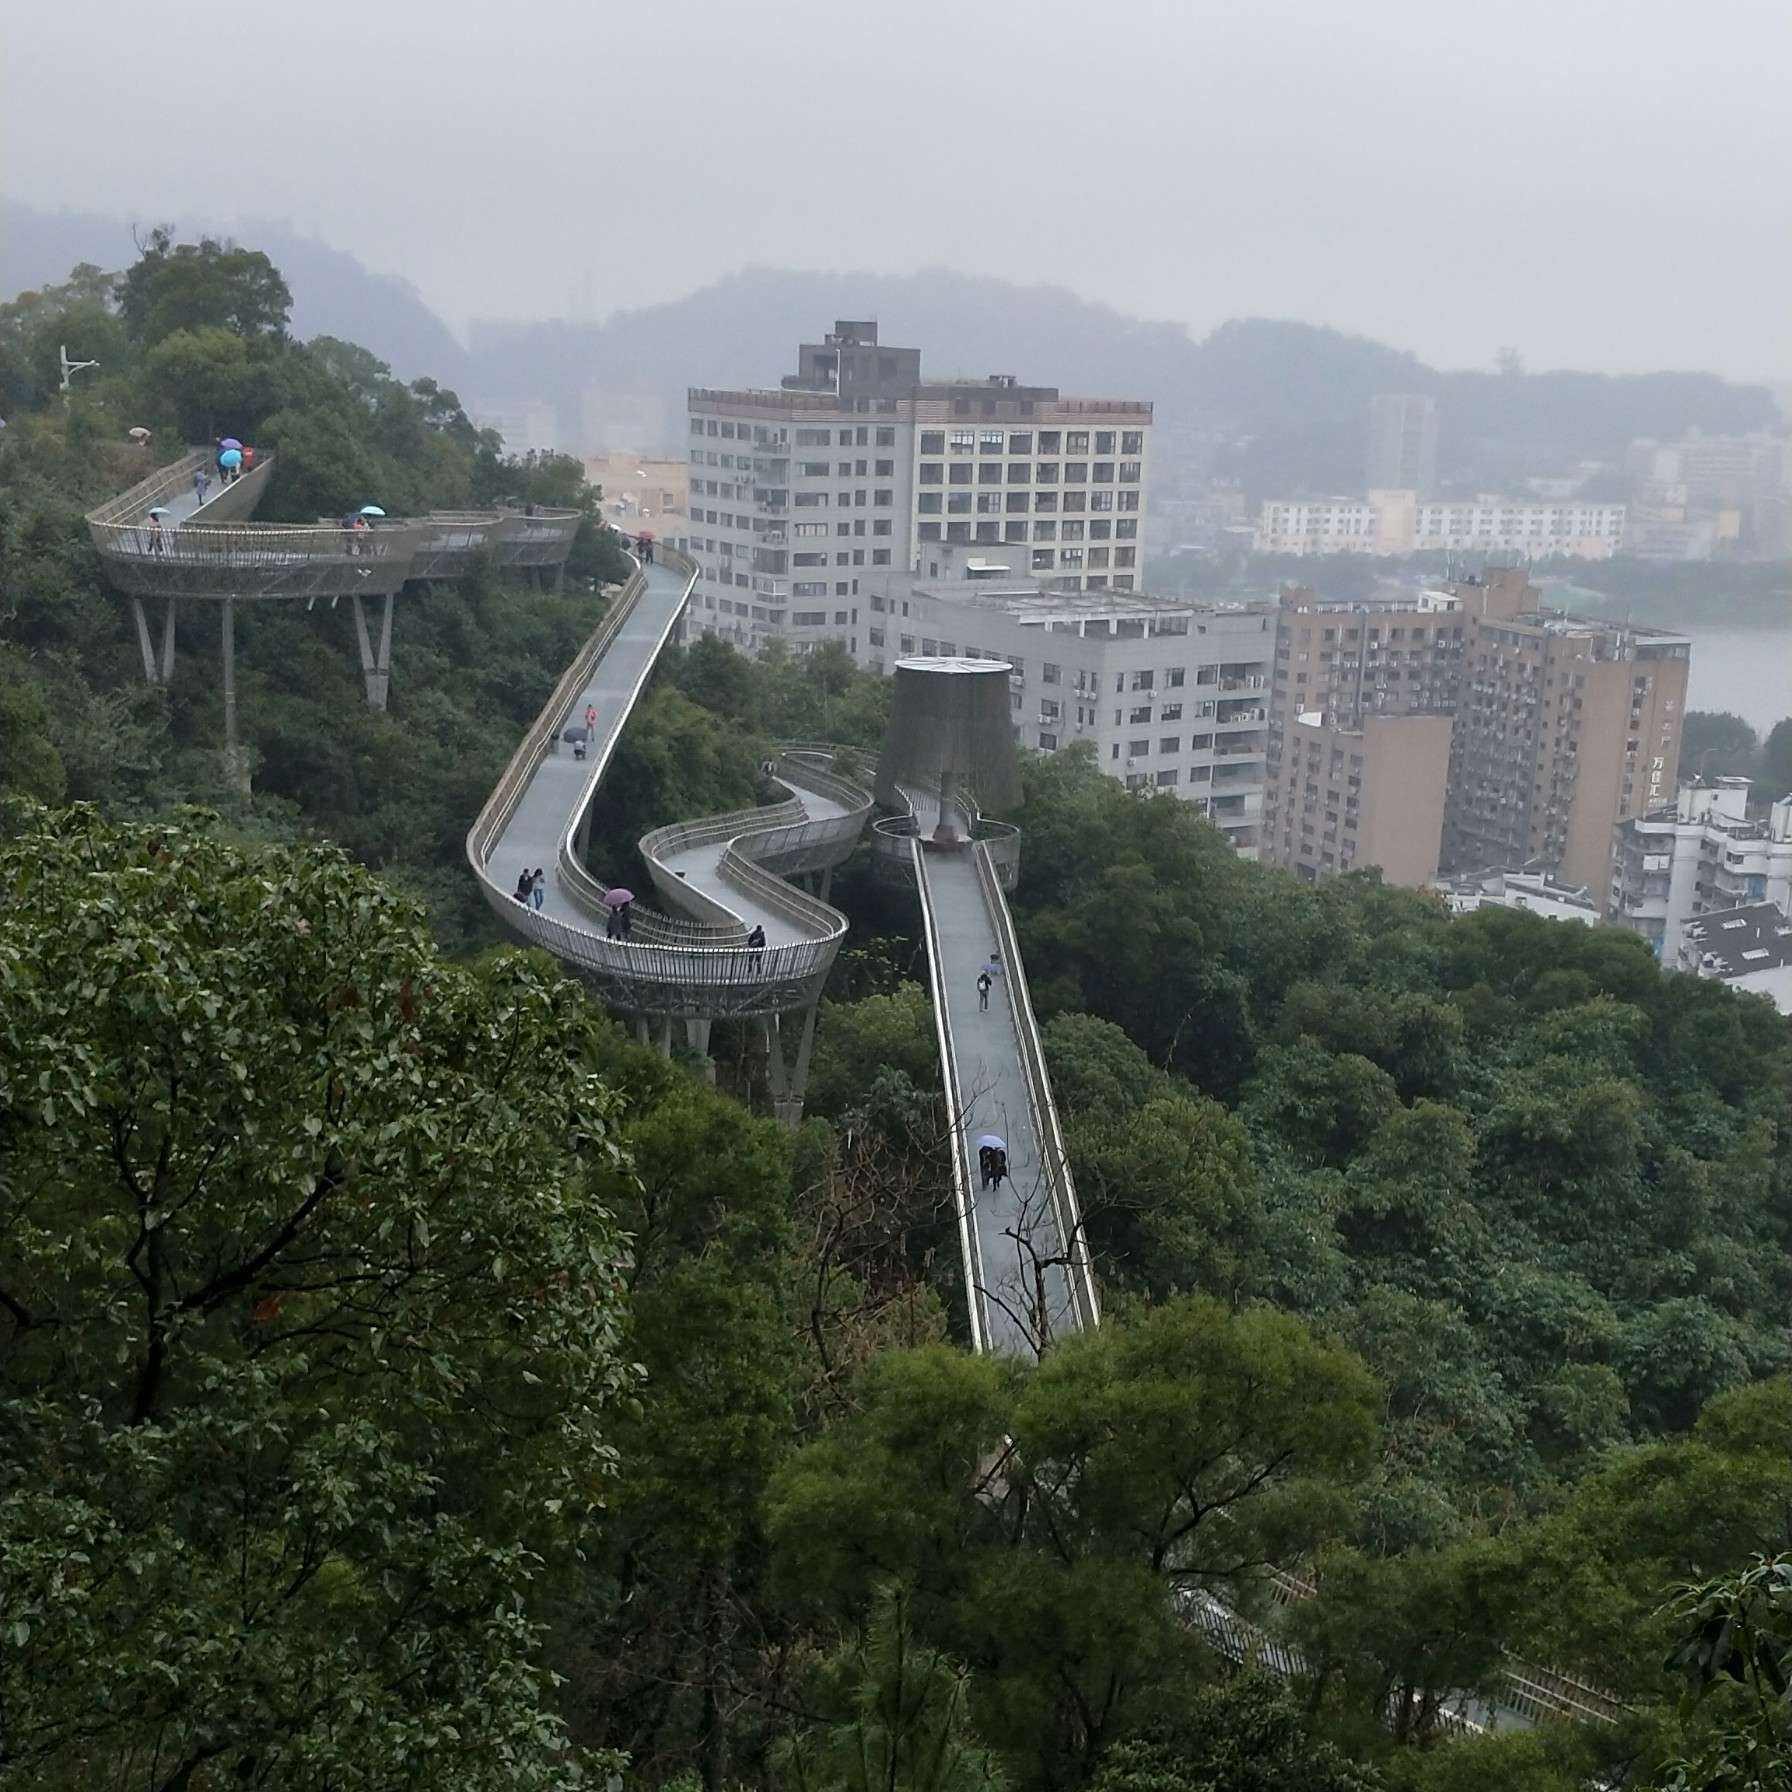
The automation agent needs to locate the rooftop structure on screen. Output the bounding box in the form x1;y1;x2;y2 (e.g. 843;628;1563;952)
1677;902;1792;1014
1438;865;1601;925
1609;777;1792;959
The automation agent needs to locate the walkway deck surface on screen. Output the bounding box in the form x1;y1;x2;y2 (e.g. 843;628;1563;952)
490;559;691;907
655;767;856;944
920;847;1076;1354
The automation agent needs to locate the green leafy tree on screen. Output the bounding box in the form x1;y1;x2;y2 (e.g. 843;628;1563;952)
1089;1673;1382;1792
0;655;67;803
1681;712;1761;784
776;1584;1006;1792
119;227;293;345
1763;720;1792;801
769;1300;1377;1784
0;808;635;1787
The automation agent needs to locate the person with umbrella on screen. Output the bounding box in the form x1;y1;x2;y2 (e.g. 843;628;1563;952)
144;508;167;555
977;1134;1007;1191
219;445;243;485
603;887;634;941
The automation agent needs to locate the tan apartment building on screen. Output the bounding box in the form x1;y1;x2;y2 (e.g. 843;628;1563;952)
1442;607;1690;897
1261;572;1532;883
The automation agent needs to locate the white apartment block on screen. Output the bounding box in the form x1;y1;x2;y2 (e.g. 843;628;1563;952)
857;559;1274;852
681;322;1151;654
1609;777;1792;961
1254;491;1626;560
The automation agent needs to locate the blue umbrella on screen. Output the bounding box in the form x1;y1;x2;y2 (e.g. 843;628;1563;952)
359;505;387;517
220;448;242;468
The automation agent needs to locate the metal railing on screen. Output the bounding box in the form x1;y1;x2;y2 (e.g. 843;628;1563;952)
89;518;426;600
972;841;1099;1333
85;448;213;526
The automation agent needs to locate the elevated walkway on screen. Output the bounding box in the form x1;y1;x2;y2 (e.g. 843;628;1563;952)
87;450;583;713
465;550;871;1114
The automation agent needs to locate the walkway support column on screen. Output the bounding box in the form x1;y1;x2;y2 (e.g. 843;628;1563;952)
159;598;178;684
129;597;179;685
220;596;246;793
131;599;157;683
685;1017;715;1085
352;592;395;711
763;1003;821;1129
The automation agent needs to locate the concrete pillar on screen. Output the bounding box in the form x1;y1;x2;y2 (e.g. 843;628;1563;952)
684;1017;715;1084
159;598;178;683
352;592;395;711
635;1016;650;1046
220;597;244;792
656;1016;674;1058
763;1005;821;1129
130;599;157;683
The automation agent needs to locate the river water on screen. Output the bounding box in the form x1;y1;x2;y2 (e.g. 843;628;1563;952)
1677;623;1792;734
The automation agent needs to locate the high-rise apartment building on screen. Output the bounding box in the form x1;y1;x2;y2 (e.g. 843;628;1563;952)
1609;779;1792;960
684;322;1151;654
1263;570;1689;899
1365;394;1440;494
1260;577;1511;884
1442;606;1690;897
857;557;1274;849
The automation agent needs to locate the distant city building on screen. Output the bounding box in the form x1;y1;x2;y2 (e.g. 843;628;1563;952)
1625;430;1788;558
1676;902;1792;1014
856;553;1273;851
684;322;1151;654
1253;492;1626;559
1439;866;1601;925
1609;779;1792;960
471;398;560;456
1365;394;1440;494
584;451;688;537
1262;570;1692;901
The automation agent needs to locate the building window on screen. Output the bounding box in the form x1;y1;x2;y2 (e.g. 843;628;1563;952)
872;548;891;565
1031;549;1055;570
875;459;894;476
876;426;896;446
1039;732;1058;751
873;518;892;535
1035;462;1059;484
1121;431;1144;454
948;430;976;453
947;492;973;514
919;431;945;454
1061;520;1085;541
948;464;973;485
1156;769;1179;786
1119;461;1142;483
1159;736;1180;754
918;523;940;541
1129;739;1150;757
919;463;943;484
978;462;1003;485
978;429;1004;454
918;493;942;514
1067;431;1090;452
1038;430;1062;453
1034;491;1058;513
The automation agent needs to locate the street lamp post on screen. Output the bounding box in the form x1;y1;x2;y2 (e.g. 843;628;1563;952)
59;345;99;404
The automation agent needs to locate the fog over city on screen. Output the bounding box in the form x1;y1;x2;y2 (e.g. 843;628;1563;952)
7;0;1790;376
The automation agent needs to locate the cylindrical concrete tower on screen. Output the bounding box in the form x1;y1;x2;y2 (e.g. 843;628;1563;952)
875;657;1021;827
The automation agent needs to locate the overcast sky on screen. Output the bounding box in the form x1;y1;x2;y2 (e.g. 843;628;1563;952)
7;0;1789;377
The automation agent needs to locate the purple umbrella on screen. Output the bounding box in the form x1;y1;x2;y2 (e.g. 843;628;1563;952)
603;887;634;907
219;437;243;451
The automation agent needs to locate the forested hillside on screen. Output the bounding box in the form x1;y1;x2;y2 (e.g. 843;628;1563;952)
7;238;1792;1791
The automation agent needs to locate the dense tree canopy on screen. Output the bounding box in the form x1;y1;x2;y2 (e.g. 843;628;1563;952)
0;808;636;1787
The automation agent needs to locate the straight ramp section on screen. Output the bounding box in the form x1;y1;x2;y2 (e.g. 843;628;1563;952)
916;843;1088;1356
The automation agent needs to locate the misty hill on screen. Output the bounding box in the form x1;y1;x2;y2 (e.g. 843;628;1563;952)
469;265;1778;492
1;199;468;387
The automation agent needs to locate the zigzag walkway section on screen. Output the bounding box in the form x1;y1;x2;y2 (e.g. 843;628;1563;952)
466;549;870;1120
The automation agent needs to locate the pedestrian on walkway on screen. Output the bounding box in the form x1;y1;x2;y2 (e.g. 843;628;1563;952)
530;867;546;911
146;512;164;556
617;900;632;939
193;467;210;506
976;968;993;1012
989;1148;1008;1191
512;871;531;904
573;734;587;762
978;1144;995;1190
983;953;1002;987
584;703;597;734
241;444;255;475
747;923;765;972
